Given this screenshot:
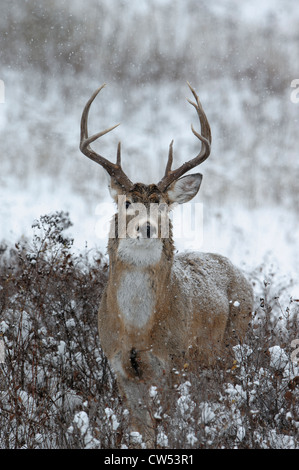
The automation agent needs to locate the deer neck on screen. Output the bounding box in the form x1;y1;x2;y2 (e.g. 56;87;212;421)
106;235;174;331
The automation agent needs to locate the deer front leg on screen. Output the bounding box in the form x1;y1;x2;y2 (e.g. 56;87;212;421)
110;350;166;448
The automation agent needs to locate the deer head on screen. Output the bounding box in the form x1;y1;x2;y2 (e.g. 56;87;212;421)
80;83;211;264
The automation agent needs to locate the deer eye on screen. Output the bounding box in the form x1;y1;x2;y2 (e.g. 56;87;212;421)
125;201;131;209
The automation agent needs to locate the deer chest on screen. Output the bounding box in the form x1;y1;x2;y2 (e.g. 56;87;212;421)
117;271;155;329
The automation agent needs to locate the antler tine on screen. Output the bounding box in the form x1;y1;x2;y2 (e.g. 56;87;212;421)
164;140;174;176
80;84;133;190
157;83;211;192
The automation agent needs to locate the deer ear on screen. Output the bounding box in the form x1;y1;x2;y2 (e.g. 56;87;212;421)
167;173;202;204
108;176;126;202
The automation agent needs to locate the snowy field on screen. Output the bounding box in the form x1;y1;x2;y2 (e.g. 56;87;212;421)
0;0;299;449
0;0;299;286
1;0;299;295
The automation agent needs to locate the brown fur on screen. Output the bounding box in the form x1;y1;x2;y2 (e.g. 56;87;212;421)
98;182;254;447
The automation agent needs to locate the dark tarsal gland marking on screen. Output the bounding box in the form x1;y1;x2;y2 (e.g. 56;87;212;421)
130;348;142;377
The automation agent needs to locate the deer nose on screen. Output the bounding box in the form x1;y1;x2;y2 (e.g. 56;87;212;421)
136;221;156;239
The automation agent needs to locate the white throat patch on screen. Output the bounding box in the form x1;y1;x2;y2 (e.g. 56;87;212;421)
117;271;154;328
117;238;163;267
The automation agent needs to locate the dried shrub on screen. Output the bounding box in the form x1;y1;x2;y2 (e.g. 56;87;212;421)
0;212;298;448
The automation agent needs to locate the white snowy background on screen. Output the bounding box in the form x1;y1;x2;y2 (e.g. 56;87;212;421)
1;0;299;294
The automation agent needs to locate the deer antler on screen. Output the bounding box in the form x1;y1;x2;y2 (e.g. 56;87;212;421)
157;82;211;192
80;84;133;190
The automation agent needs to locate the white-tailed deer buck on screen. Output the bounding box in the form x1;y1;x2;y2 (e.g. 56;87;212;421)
80;83;253;447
